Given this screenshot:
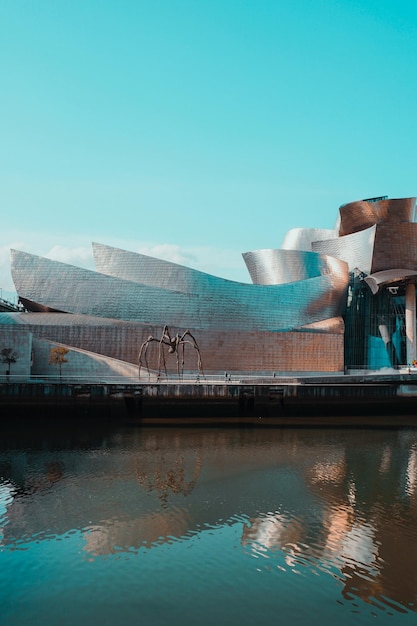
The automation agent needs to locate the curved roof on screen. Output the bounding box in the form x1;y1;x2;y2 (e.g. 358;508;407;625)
364;269;417;294
280;228;337;251
92;242;250;293
312;225;376;274
11;249;349;332
241;249;346;285
338;197;416;237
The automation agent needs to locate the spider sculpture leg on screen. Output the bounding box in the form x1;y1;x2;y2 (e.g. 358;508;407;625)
180;340;185;379
158;326;173;378
179;331;205;378
138;336;155;379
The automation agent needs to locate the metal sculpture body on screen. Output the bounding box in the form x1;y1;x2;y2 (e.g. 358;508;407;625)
138;325;204;380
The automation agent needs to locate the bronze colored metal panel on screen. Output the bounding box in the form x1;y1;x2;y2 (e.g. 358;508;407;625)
371;223;417;273
338;197;416;237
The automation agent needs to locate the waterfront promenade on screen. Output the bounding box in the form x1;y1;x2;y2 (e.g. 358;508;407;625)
1;371;417;425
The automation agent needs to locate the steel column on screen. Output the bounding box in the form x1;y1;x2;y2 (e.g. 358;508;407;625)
405;282;416;364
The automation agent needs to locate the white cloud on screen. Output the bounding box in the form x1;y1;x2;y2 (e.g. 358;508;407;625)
44;244;95;270
132;242;250;282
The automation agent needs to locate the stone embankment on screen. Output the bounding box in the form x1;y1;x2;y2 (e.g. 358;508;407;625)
1;373;417;426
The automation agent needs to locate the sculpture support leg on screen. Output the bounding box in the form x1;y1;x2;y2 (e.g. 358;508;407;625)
405;282;416;365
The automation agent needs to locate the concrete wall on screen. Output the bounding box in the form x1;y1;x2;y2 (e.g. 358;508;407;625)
31;337;142;381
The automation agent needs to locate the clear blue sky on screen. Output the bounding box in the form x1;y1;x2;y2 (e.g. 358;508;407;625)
1;0;417;297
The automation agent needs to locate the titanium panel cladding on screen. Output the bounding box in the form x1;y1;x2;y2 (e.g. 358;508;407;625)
11;250;349;332
242;249;347;285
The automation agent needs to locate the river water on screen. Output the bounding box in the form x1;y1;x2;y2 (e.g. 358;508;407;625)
1;421;417;625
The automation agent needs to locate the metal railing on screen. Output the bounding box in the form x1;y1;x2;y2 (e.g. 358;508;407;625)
0;369;413;386
0;296;22;312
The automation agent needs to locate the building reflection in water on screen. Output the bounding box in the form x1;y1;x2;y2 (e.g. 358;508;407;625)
242;430;417;613
86;440;202;556
135;448;202;502
0;427;417;613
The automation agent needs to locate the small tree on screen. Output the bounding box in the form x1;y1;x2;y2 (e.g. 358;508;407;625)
1;348;18;379
49;347;69;379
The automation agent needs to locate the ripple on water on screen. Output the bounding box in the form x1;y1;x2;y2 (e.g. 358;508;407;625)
1;426;417;624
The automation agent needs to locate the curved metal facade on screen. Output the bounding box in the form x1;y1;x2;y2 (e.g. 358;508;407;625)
338;197;415;237
94;241;347;289
371;223;417;273
280;228;337;251
6;194;416;375
364;270;417;295
93;242;231;294
312;226;377;274
11;250;348;333
242;249;346;285
334;196;417;370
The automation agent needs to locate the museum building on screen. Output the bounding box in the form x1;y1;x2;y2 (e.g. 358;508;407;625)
1;196;417;380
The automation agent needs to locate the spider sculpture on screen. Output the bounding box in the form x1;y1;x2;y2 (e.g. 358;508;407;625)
138;325;204;380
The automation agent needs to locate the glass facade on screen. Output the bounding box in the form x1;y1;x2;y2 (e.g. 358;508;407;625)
344;272;407;370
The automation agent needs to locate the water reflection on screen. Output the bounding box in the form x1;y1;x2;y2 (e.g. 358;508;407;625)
240;429;417;614
135;445;202;501
1;425;417;619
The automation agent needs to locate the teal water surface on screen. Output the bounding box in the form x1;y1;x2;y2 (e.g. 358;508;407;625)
1;423;417;625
